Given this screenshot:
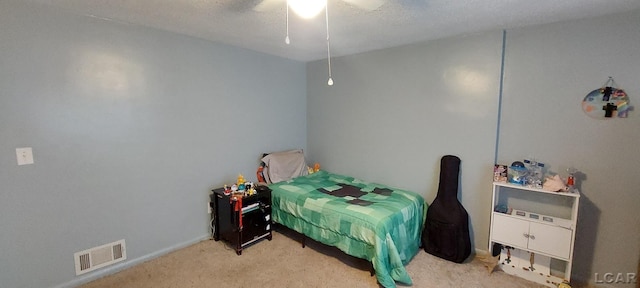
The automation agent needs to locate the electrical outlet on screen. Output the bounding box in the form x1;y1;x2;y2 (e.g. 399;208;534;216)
208;202;212;214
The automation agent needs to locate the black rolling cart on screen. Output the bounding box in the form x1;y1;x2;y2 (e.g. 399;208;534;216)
211;186;272;255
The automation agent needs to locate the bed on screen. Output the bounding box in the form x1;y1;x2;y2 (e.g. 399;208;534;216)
267;170;427;288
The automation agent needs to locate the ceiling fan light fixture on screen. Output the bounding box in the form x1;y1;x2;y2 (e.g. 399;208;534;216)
288;0;327;19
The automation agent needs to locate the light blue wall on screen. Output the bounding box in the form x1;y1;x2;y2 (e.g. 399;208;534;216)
307;31;504;252
0;2;306;288
499;9;640;286
307;9;640;286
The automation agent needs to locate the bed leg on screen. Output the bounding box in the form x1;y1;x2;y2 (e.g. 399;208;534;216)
301;235;306;248
369;263;375;276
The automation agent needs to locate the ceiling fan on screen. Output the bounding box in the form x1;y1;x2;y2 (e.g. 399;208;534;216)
252;0;385;86
253;0;386;15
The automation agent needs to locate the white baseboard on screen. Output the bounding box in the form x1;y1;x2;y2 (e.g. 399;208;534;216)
53;234;210;288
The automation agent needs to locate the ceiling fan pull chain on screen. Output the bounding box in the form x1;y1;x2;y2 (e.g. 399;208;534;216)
285;1;290;44
325;2;333;86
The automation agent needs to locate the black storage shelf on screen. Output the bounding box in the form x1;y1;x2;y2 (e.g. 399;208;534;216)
211;187;272;255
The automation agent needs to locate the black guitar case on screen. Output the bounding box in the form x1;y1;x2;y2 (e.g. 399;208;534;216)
422;155;471;263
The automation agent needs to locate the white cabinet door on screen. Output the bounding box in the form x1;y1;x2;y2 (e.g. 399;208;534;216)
492;214;528;249
528;222;572;260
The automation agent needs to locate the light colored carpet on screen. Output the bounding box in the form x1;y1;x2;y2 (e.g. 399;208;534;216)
79;228;546;288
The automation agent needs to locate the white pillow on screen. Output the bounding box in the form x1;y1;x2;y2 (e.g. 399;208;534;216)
261;149;308;183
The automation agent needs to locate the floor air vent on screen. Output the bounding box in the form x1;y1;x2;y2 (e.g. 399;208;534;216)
74;239;126;275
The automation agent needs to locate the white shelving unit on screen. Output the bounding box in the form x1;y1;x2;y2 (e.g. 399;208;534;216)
489;182;580;287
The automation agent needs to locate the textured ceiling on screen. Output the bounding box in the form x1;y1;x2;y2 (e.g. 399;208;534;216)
27;0;640;62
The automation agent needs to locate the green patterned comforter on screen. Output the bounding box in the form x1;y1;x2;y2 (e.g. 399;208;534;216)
269;171;427;288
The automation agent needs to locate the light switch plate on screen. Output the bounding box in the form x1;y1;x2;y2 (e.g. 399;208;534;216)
16;147;34;165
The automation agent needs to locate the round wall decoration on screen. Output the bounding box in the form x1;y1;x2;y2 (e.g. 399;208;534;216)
582;77;632;119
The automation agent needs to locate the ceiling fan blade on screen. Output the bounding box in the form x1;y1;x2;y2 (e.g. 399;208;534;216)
341;0;385;11
254;0;287;12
